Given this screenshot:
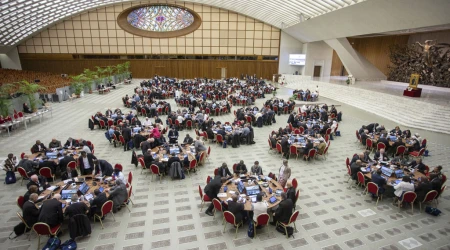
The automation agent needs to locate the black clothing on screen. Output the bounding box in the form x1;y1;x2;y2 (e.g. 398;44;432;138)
78;154;97;175
415;182;433;202
350;162;361;180
61;169;78;181
204;176;223;213
218;166;232;178
143;152;154;168
228;201;245;224
273;199;293;224
23;201;40;226
69;214;91;240
64;202;88;218
38;198;63;227
26;176;49;191
94;160;113;176
234;163;247;174
286;187;296;203
31;143;47;153
90;193;108;216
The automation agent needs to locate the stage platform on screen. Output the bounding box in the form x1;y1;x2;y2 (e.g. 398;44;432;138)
282;75;450;134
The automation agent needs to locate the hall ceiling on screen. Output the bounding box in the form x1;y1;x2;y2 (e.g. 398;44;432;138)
0;0;366;47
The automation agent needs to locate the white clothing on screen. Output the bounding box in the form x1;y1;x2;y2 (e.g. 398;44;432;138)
82;157;91;169
116;171;126;183
394;181;414;197
83;145;92;154
143;120;153;127
252;202;268;221
279;165;285;178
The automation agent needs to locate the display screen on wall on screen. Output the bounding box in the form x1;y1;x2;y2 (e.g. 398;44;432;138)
289;54;306;65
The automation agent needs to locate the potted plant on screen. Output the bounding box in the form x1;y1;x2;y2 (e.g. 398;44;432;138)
116;63;125;83
17;80;46;112
70;74;87;97
124;61;131;77
105;65;115;84
83;69;96;93
0;83;13;117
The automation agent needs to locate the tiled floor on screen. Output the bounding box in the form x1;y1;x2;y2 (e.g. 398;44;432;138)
0;79;449;250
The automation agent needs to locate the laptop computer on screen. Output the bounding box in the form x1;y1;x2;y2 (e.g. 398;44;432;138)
45;152;58;159
245;186;260;196
133;127;142;133
395;170;404;178
78;182;90;195
381;167;394;177
61;189;77;200
170;148;180;154
237;181;245;194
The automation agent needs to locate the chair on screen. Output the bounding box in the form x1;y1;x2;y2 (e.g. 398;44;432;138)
223;211;243;238
216;134;224;145
99;120;106;129
316;145;329;160
150;164;163;183
421;138;427;149
17;196;25;211
67;161;77;169
119;135;126;146
206;146;211;163
303;148;316;162
346;164;352;184
17;167;30;185
395;145;406;157
409;148;425;159
253;213;270;237
186;159;198;176
355;130;361;143
293;190;300;210
123;186;132;211
107;119;114;128
198;185;211;211
437;185;446;204
212;198;224;219
292;178;298;189
141;108;147;117
94;200;115;229
376;142;386;151
357;172;366;188
276;143;283;157
268;139;275;153
213;168;219;176
206;176;212;184
366;138;374;152
39;167;55;182
127;171;133;188
138;157;147;175
32;222;61;247
20;152;26;159
419;190;438;212
294;129;300;135
276;210;299;238
186;120;193;130
268;172;277;181
364;182;382;206
398;191;417;213
16;212;32;240
289;145;298;160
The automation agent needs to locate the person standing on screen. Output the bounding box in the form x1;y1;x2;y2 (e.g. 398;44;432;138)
204;176;227;216
278;160;291;188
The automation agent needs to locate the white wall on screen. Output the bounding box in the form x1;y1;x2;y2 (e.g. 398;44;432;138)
278;31;304;75
284;0;450;43
303;41;333;77
0;47;22;70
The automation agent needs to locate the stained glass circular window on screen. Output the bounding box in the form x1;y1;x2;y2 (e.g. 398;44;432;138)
118;4;201;38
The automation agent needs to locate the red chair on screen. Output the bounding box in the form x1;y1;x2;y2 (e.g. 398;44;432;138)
32;222;62;247
268;172;277;181
175;119;182;129
324;134;329;143
223;211;243;238
17;167;30;186
276;143;283;158
17;196;25;211
292;178;298;189
127;171;133;188
253;213;270;237
186;159;198;176
39;167;55;182
214;168;219;176
325;128;332;135
198;185;211;211
20;152;26;159
99;120;106;129
107;119;114;128
366;138;374;152
206;146;211;163
345;157;350;167
141;108;147;117
437;185;446;204
124;186;133;210
138;157;147;175
355;130;361;143
419;190;438;212
215;108;220;116
398;191;417;213
212;198;224;219
289;145;298;160
364;182;382;206
316;145;329;160
246;116;252;124
395;145;406;157
298;127;304;134
206;176;212;184
409;148;425;159
116;119;123;125
216;134;224;146
377;142;386;151
151;164;163;183
294;129;300;135
16;212;32;240
346;164;352;184
198;151;206;166
205;108;210;115
268;139;275;153
294;190;300;209
67;161;77;170
186;120;193;130
421;138;427;149
94;200;115;229
276;210;299;238
357;172;366;188
119;135;126;146
303;148;316;162
232;163;237;173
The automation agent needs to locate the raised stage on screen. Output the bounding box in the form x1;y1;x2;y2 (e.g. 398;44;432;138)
282;75;450;134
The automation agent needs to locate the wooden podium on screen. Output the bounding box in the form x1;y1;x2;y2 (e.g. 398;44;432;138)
403;88;422;97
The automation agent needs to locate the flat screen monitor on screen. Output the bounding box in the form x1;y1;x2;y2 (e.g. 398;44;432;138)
381;167;394;177
78;182;89;195
169;148;180;155
289;54;306;65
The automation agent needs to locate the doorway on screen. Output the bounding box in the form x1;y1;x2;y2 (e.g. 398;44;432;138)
313;66;322;77
220;68;227;79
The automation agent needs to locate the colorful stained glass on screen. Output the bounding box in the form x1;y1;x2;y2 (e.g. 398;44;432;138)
127;5;195;32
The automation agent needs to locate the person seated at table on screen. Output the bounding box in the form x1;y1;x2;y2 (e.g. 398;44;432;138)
317;138;326;155
393;176;414;205
430;166;443;177
106;179;128;212
27;174;49;191
18;155;39;176
78;151;97;175
39;158;58;175
376;124;386;133
23;103;33;114
88;189;108;218
374;148;389;162
363;150;372;163
142;117;152;127
194;136;207;158
64;194;88;219
228;194;247;224
23;185;40;202
303;139;314;156
358;125;367;135
430;173;444;195
285;180;296;202
167;152;182;171
408;158;427;174
64;137;79;148
234;160;247;174
360;130;369;146
251;161;263;175
58;152;75;172
389;138;406;157
389;126;402;135
183;134;194;144
113;164;126;183
3;153;17;172
204;176;228;216
79;142;92;154
408;136;421;152
270;192;293;226
320;122;330;135
48;138;62;149
350;160;362;181
278;159;291;187
218;163;232;178
61;165;78;181
38;194;63;228
31;140;47;153
252;193;268;226
414;177;432;202
23;193;40;227
371;169;386;197
151;155;166;174
376;133;390;149
402;129;411;138
168;127;179;143
93;159;113;177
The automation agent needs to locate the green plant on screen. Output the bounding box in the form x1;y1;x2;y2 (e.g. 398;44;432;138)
82;69;96;93
116;63;125;82
346;79;350;85
70;74;88;95
17;80;46;111
105;65;115;83
0;83;14;117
